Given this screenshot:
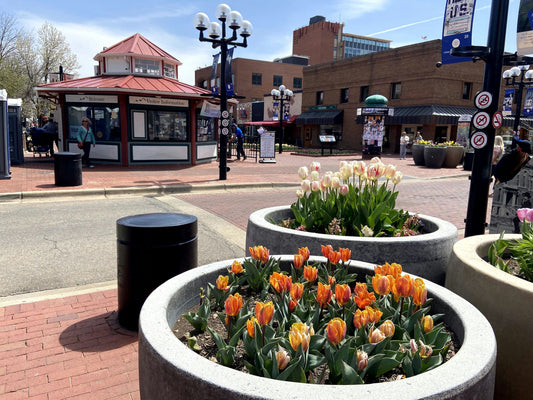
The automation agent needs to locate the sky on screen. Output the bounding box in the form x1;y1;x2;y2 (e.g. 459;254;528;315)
1;0;525;86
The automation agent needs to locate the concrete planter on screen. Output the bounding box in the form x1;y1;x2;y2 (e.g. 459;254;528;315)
412;143;426;166
246;206;457;285
424;146;447;168
443;146;464;168
445;234;531;400
139;256;496;400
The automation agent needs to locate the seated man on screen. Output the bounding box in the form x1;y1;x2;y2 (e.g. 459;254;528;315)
42;116;58;156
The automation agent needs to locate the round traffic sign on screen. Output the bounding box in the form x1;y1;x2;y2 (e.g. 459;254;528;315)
472;111;490;130
221;127;229;135
221;110;229;119
221;119;229;127
492;111;503;129
474;91;493;109
471;131;488;149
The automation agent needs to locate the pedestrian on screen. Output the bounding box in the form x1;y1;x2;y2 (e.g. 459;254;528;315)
492;139;531;185
234;123;246;160
42;117;58;156
492;135;504;166
399;131;409;159
76;118;96;168
415;131;423;143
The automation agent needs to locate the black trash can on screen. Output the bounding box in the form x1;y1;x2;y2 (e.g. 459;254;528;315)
116;213;198;330
54;152;82;186
463;151;475;171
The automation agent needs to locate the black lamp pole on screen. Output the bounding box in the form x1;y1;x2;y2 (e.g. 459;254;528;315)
194;5;252;180
503;66;533;133
271;85;293;154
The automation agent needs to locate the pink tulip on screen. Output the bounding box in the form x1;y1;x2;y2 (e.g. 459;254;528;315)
310;161;321;171
339;185;349;196
517;208;533;222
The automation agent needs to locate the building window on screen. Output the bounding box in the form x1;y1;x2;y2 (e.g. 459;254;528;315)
360;86;369;102
67;105;121;141
391;82;402;99
252;73;262;85
462;82;472;100
316;91;324;105
163;63;176;79
293;77;302;89
340;88;349;104
273;75;283;87
146;110;188;142
134;58;160;75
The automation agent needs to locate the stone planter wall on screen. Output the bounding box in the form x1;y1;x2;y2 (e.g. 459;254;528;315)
446;234;531;400
443;146;464;168
246;206;457;285
423;146;447;168
139;257;496;400
411;143;426;166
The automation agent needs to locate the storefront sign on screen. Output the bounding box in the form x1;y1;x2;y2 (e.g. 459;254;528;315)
441;0;476;64
66;94;118;103
359;107;390;116
129;96;189;107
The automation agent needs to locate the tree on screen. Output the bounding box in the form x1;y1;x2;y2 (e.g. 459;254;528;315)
0;13;20;63
37;22;79;83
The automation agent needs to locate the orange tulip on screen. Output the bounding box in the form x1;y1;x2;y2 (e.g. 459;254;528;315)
255;301;274;326
334;284;351;307
290;282;304;301
230;260;244;274
289;299;298;312
412;278;427;306
395;274;414;298
216;275;230;291
326;318;346;346
372;274;391;295
374;262;402;278
328;275;336;286
366;306;383;324
298;247;310;261
353;309;370;330
225;293;243;317
353;282;376;309
316;282;332;308
379;320;395;337
289;322;313;352
246;317;258;337
269;272;292;294
303;265;318;282
321;244;333;258
368;326;386;344
339;247;351;262
293;254;304;270
421;315;434;333
249;245;270;264
327;250;341;265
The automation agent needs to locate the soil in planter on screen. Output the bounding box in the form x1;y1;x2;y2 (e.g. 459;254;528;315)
172;291;460;384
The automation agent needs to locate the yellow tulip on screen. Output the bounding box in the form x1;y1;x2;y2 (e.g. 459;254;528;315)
326;318;346;346
216;275;229;291
379;320;395;337
421;315;434;333
289;322;313;352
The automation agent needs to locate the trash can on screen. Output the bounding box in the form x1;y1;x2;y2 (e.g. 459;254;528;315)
54;152;82;186
116;213;198;330
463;151;474;171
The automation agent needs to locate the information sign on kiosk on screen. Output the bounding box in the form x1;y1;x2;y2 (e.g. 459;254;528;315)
319;135;336;155
259;131;276;163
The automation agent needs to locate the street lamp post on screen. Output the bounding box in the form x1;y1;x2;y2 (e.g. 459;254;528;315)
194;4;252;180
271;85;293;154
502;65;533;134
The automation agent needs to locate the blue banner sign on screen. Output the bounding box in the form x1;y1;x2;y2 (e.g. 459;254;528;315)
441;0;476;64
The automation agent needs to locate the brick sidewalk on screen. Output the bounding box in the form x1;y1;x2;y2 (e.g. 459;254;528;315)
0;289;139;400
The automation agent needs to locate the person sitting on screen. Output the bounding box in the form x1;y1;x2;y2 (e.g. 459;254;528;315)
42;117;58;156
492;139;531;185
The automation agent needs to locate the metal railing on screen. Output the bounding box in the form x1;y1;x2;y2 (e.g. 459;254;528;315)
224;134;260;162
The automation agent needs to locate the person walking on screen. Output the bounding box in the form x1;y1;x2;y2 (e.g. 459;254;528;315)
76;118;96;168
399;131;409;159
492;135;505;166
234;123;246;160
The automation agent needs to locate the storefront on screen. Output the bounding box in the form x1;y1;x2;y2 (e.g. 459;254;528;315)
35;33;220;166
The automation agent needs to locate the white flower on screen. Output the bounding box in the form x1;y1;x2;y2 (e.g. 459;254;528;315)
361;225;374;237
298;166;309;180
392;171;403;185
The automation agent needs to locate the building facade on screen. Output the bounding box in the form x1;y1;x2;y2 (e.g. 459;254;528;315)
36;34;221;166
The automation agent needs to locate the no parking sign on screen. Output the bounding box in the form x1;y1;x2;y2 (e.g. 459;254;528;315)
471;131;488;149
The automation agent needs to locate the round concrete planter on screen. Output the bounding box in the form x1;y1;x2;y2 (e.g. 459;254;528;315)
423;146;447;168
138;256;496;400
412;143;426;166
246;206;457;285
443;146;464;168
445;234;530;400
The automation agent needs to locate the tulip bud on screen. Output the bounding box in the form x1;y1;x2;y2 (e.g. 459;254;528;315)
298;166;309;180
301;179;311;192
276;347;290;370
246;317;257;337
293;254;304;270
334;284;351;307
290;283;304;301
339;247;351;262
216;275;229;291
225;293;243;317
339;184;349;196
303;265;318;282
409;338;418;353
384;164;396;179
255;301;274;325
421;315;434;333
316;282;332;308
311;180;321;192
368;326;386;344
298;247;310;261
419;340;433;358
230;260;244;274
357;350;368;371
392;171;403;185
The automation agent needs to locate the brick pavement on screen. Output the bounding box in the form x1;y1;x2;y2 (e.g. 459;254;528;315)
0;151;486;399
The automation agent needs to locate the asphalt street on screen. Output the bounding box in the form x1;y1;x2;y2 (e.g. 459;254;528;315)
0;194;245;298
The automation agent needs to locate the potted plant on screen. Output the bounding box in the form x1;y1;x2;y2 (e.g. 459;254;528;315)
423;143;447;168
411;140;429;166
445;208;533;399
245;160;457;285
138;251;496;400
442;142;464;168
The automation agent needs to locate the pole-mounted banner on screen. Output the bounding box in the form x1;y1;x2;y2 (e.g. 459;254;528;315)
441;0;477;64
517;0;533;55
210;53;219;95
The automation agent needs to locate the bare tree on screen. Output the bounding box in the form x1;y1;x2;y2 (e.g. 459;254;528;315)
0;13;20;63
38;22;79;83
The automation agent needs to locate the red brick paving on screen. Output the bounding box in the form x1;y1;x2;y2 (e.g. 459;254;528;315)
0;151;490;399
